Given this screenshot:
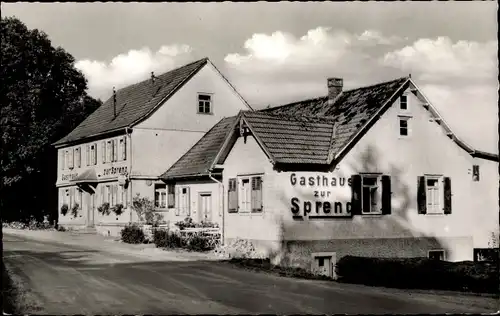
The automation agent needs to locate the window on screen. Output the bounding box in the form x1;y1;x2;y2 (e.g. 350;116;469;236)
167;185;175;208
120;137;127;161
107;141;112;162
154;183;167;208
400;95;408;110
228;175;264;213
417;175;452;215
75;147;81;168
428;250;445;261
399;117;409;137
86;145;90;166
102;141;106;163
67;149;74;169
61;151;66;170
175;186;190;215
198;94;212;114
113;139;118;162
472;165;480;181
90;144;97;165
361;176;381;214
63;188;70;205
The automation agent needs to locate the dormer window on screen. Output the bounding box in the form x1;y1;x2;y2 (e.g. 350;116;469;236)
400;95;408;110
198;94;212;114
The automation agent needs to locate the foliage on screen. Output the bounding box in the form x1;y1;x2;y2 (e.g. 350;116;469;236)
153;229;183;249
174;217;219;230
214;238;263;259
335;256;499;293
120;224;145;244
132;194;164;226
111;203;124;216
2;217;54;231
97;203;110;216
0;17;102;223
71;203;79;218
60;204;69;216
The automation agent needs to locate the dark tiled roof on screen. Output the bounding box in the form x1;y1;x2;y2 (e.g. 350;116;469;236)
241;112;337;164
54;58;209;146
160;116;237;180
261;77;410;163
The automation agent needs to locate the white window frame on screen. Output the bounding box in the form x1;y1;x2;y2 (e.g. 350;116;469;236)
425;175;444;215
120;137;126;161
106;140;113;163
237;176;252;213
398;116;411;138
178;186;190;215
197;93;212;114
428;249;446;261
361;174;382;215
154;183;167;209
400;94;409;111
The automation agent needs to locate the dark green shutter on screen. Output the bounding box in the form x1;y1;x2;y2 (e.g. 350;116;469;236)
351;175;362;215
251;177;263;213
443;177;452;214
228;178;238;213
417;176;426;214
381;175;391;215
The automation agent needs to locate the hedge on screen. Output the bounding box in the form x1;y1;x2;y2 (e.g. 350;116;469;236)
335;256;499;294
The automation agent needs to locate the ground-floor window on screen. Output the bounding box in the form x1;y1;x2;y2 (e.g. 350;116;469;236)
428;249;445;261
228;175;263;213
154;183;167;209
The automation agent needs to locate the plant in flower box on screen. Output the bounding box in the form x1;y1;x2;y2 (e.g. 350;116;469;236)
111;203;124;216
71;203;79;218
60;203;69;216
97;202;111;216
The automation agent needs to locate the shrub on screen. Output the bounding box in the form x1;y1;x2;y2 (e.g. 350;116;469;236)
335;256;499;293
153;229;183;249
112;203;124;216
120;224;145;244
56;225;66;232
185;233;211;252
132;194;164;226
71;203;79;218
97;202;111;216
175;217;196;230
60;204;69;216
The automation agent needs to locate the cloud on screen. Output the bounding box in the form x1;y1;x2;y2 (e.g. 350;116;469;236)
76;44;193;100
381;37;497;84
223;28;497;152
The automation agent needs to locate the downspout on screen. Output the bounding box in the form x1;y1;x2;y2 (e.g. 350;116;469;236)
208;170;224;245
126;127;133;223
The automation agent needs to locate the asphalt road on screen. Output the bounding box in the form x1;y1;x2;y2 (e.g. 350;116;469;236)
3;234;498;314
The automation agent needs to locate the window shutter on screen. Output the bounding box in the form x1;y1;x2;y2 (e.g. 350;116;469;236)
175;186;181;216
350;175;362;215
443;177;452;214
71;149;74;168
77;148;81;168
69;187;74;207
417;176;427;214
93;144;97;165
381;175;391;215
113;140;118;162
102;141;106;163
101;185;105;204
86;145;90;166
122;137;127;161
228;178;238;213
251;177;263;213
61;151;65;170
186;187;191;216
167;185;175;208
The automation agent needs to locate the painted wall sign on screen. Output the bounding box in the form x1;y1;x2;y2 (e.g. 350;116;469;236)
289;173;352;219
103;166;128;176
61;173;78;181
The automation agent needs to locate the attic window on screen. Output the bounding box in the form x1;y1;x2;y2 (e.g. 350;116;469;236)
398;116;410;137
400;95;408;110
472;165;480;182
198;94;212;114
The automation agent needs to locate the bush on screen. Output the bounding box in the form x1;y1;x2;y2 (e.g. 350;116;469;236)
112;203;124;216
60;204;69;216
335;256;499;293
97;203;110;216
120;224;145;244
153;229;183;249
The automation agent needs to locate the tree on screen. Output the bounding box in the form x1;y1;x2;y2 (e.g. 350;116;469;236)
0;17;102;222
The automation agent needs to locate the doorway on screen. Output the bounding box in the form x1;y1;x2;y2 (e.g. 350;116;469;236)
198;192;212;222
86;192;95;227
312;252;337;278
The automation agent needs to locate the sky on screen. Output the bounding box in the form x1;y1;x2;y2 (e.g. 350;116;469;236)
2;2;498;153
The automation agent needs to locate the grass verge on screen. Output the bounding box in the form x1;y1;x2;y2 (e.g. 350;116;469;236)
2;261;43;314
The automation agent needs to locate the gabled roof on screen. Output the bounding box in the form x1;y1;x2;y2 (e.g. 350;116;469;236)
162;76;498;180
160;116;237;180
54;57;251;147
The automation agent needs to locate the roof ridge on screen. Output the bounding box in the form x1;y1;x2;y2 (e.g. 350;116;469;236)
341;76;409;93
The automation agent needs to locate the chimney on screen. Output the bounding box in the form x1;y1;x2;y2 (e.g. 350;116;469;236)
151;71;155;84
327;77;343;105
113;87;117;118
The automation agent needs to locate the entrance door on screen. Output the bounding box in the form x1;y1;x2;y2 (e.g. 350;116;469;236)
86;192;95;227
198;193;212;222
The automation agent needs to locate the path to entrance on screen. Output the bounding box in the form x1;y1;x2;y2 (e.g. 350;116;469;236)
3;231;498;314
